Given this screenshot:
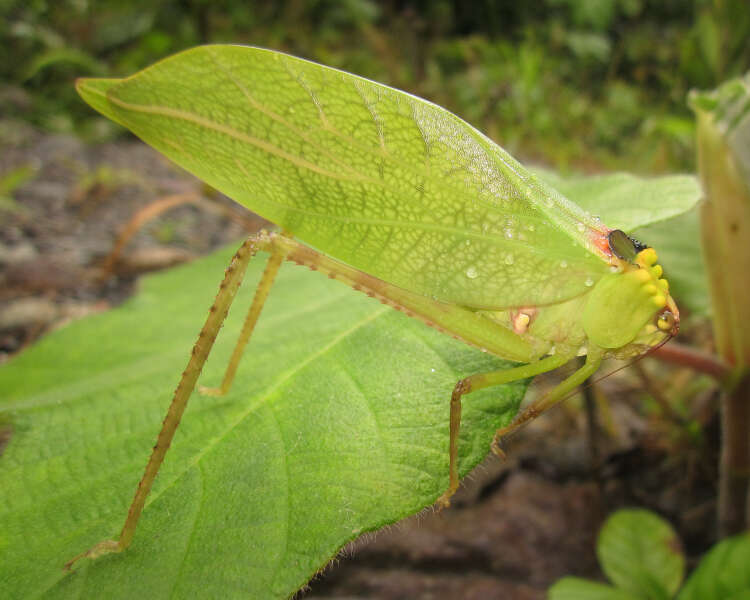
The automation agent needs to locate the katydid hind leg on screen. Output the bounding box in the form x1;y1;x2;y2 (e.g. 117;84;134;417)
437;354;573;508
65;233;274;569
491;348;605;453
200;245;286;396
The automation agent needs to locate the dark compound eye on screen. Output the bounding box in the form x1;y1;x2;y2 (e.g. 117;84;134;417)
608;229;650;262
608;230;636;260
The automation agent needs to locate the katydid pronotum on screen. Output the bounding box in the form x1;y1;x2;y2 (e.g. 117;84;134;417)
68;45;679;568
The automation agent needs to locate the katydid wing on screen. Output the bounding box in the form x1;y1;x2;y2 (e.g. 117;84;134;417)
71;45;679;565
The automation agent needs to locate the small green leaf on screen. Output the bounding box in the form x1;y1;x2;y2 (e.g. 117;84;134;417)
597;509;685;600
549;577;642;600
690;71;750;185
678;533;750;600
536;170;702;232
0;245;526;599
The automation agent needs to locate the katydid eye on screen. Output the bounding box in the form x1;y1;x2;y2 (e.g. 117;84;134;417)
608;230;636;260
608;230;649;262
657;311;675;332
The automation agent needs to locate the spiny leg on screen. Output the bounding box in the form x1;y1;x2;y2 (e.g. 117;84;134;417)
65;232;279;569
200;244;285;396
491;347;604;453
437;353;572;507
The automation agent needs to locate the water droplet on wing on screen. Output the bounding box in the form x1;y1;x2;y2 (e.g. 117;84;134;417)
466;266;479;279
585;277;594;287
505;254;515;265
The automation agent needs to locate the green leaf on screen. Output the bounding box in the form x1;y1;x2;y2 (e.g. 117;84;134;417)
0;245;525;599
536;170;702;232
677;533;750;600
549;577;642;600
690;71;750;186
597;509;685;600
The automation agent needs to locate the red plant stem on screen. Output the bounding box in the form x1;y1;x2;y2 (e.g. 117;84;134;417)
651;343;729;382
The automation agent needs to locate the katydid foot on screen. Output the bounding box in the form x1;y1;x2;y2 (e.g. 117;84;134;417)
64;539;121;571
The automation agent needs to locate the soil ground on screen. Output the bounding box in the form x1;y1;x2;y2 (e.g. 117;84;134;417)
0;127;719;599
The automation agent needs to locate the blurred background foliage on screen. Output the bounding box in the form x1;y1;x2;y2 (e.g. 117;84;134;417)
2;0;749;173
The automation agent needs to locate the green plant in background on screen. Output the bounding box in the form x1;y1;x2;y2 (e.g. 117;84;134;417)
4;1;750;171
0;46;700;598
549;67;750;600
690;71;750;537
0;163;36;213
549;509;750;600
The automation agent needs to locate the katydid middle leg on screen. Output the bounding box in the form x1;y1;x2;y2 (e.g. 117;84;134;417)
491;346;604;448
437;353;573;507
438;347;604;507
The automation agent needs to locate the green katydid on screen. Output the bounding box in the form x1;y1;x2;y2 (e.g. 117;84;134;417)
68;45;679;567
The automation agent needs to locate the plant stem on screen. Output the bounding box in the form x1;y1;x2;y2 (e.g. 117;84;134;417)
693;99;750;536
651;342;729;381
718;373;750;536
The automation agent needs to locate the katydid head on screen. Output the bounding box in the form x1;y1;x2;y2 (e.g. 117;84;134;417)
582;232;679;357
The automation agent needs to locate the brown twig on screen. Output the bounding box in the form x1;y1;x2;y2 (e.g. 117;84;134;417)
651;342;730;382
99;192;258;278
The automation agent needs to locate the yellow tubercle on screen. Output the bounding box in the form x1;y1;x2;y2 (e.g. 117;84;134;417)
636;247;658;267
652;294;667;307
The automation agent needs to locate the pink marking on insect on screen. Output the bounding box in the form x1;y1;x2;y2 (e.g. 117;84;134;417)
510;307;538;334
592;231;614;257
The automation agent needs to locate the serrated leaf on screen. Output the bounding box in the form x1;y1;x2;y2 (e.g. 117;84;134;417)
0;245;526;599
549;577;642;600
597;509;685;599
536;170;702;232
677;533;750;600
